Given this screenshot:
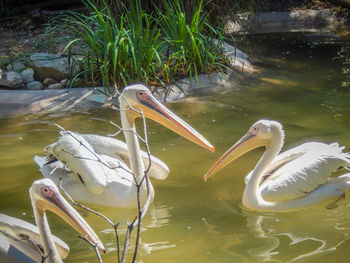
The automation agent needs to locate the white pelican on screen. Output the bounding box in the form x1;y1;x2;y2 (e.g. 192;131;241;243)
0;178;105;263
204;119;350;212
35;84;214;208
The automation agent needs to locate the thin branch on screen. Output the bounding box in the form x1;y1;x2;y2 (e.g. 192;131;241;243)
0;229;47;260
59;184;114;226
51;91;155;263
132;110;153;262
79;235;103;263
58;182;121;263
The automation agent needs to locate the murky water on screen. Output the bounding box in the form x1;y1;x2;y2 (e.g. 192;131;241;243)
2;30;350;262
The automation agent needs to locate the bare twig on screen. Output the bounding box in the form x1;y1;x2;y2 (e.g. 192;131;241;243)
0;229;48;261
58;181;121;263
52;90;154;263
132;110;153;262
58;184;114;226
79;235;103;263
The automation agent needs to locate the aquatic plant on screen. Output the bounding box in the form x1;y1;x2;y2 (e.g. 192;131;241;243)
154;0;229;84
52;0;162;93
52;0;231;92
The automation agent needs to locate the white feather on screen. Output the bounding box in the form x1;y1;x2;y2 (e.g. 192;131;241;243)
260;142;350;202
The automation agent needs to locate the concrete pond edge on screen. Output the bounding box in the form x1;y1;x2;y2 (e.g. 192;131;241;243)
0;41;254;116
226;8;350;35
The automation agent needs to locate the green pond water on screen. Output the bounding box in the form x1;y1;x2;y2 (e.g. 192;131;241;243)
2;31;350;262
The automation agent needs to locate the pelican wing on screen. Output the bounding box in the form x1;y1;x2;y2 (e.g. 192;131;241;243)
34;155;79;185
44;131;109;195
0;213;69;260
244;144;304;185
260;142;350;202
81;134;169;180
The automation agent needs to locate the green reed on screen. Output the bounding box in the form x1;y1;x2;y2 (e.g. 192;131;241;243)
53;0;231;92
154;0;229;84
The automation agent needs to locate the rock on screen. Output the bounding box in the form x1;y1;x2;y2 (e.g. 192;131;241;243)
47;83;63;89
179;72;232;96
6;62;26;72
152;84;186;103
20;68;34;83
60;79;70;87
0;69;2;79
60;79;69;85
30;53;81;81
43;77;57;86
0;71;23;89
213;40;255;74
152;72;238;102
26;81;44;90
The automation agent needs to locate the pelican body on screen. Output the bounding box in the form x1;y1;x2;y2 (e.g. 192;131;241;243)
0;178;104;263
35;84;214;208
204;120;350;212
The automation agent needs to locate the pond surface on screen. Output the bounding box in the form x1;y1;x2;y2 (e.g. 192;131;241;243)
2;30;350;262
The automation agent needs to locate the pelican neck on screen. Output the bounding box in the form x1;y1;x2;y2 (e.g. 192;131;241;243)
242;132;283;210
32;204;62;263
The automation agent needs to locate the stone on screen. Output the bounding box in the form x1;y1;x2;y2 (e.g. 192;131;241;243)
20;68;34;83
26;81;44;90
0;71;23;89
60;79;70;86
213;40;255;74
6;62;26;72
47;83;63;89
30;53;82;81
43;77;57;86
152;84;186;103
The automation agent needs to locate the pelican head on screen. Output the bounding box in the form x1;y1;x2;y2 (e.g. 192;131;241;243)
119;84;214;152
29;178;105;253
204;120;284;180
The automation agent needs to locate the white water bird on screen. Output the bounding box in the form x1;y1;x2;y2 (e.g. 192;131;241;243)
204;119;350;212
0;178;105;263
35;84;214;208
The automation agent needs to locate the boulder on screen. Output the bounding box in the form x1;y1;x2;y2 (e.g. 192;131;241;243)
213;40;255;74
20;68;34;83
6;62;26;72
60;79;69;85
0;71;23;89
47;83;63;89
30;53;81;81
43;77;57;86
26;81;44;90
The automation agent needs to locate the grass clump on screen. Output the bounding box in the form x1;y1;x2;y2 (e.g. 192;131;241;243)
154;0;228;84
53;0;232;92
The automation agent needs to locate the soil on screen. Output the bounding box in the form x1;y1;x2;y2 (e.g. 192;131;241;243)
0;9;81;66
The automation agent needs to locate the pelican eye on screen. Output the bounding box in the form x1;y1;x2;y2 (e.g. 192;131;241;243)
43;187;49;193
136;90;150;101
250;126;259;135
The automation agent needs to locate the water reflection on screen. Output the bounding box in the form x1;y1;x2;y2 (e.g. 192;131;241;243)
102;204;173;252
246;214;280;262
243;204;350;263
